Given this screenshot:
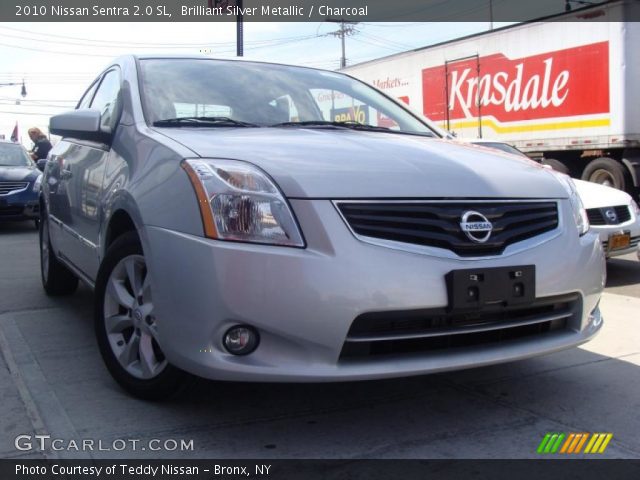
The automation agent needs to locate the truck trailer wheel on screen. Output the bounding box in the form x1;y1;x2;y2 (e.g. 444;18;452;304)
542;159;569;175
582;157;627;191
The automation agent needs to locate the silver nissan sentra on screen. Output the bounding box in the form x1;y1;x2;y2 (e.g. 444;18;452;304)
40;56;605;399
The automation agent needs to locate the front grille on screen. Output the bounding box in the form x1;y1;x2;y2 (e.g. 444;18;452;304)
0;181;28;195
340;294;579;360
587;206;631;225
337;201;559;256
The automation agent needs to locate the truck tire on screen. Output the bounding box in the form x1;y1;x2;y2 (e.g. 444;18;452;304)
581;157;627;191
542;159;569;175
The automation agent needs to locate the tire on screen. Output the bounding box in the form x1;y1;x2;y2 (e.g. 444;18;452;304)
94;231;191;400
39;214;79;296
581;157;627;191
542;158;570;175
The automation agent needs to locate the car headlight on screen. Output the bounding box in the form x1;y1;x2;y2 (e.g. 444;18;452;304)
33;174;43;192
631;199;640;218
182;159;305;247
550;171;589;236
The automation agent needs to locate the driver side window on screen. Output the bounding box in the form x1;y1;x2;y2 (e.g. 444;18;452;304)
90;69;121;133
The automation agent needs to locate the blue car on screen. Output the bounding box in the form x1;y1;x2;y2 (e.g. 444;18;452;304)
0;140;42;227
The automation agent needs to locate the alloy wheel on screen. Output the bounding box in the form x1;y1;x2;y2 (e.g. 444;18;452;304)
103;255;167;379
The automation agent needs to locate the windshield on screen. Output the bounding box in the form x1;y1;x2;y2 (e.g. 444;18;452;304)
0;143;32;167
139;59;437;136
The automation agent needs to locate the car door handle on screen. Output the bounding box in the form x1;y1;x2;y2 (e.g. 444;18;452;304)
61;168;72;180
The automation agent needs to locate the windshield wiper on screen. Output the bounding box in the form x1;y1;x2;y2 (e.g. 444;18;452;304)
271;120;392;132
271;120;435;137
153;116;259;128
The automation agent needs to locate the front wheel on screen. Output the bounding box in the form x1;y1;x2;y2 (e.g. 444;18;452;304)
94;232;191;400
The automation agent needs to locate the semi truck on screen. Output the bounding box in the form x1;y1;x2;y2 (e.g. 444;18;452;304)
341;0;640;197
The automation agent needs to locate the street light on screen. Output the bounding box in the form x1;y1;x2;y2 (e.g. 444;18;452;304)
0;79;27;97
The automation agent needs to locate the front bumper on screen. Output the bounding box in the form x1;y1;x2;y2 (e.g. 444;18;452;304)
591;219;640;258
0;188;39;221
145;199;605;382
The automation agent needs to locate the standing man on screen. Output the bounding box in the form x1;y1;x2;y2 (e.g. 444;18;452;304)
28;127;52;161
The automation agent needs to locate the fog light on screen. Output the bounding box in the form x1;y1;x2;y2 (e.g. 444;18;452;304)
589;303;603;328
223;326;259;355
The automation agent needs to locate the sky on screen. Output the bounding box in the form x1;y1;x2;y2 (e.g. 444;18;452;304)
0;20;511;147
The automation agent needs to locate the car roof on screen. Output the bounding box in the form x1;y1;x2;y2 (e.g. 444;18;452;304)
123;54;342;75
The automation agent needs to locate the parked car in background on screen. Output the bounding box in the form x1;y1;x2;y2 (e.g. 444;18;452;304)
470;140;640;259
40;56;605;400
574;180;640;259
0;139;41;228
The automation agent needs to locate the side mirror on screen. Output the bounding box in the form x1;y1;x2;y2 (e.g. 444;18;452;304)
49;109;111;144
36;159;47;172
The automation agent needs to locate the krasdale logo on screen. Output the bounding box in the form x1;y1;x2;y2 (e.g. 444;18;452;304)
422;42;609;123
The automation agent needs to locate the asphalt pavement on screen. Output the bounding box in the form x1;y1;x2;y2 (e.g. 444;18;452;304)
1;220;639;460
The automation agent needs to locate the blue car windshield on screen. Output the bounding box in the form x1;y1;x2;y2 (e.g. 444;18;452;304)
139;58;438;137
0;144;32;167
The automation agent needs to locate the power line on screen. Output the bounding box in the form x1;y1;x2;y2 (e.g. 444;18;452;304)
0;25;321;49
0;110;60;116
358;32;415;50
349;36;409;53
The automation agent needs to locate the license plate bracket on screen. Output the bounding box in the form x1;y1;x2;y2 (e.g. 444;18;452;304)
446;265;536;311
607;232;630;252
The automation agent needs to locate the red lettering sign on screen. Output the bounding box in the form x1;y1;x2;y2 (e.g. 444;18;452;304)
422;42;609;123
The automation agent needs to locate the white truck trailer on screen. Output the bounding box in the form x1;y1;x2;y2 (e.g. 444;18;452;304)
341;0;640;197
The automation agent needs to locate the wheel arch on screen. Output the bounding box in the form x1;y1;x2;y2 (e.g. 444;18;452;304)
101;192;147;261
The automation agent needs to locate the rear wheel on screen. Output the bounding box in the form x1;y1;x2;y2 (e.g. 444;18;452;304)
94;232;191;400
582;157;627;191
39;214;79;296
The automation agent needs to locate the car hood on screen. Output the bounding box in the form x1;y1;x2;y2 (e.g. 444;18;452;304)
574;179;632;209
0;165;39;182
156;127;568;199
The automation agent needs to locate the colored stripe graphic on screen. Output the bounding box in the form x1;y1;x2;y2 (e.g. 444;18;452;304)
539;433;613;454
440;117;611;134
575;433;589;453
585;433;614;454
584;434;599;453
597;434;613;453
560;433;575;453
545;434;559;453
550;433;565;453
537;434;552;454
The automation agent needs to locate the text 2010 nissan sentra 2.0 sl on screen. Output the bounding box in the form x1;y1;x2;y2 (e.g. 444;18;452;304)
40;56;605;399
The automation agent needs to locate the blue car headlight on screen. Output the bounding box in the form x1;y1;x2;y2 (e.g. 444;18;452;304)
33;173;43;192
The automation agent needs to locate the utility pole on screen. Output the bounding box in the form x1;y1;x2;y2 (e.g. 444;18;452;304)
489;0;493;29
326;20;358;69
209;0;243;56
236;0;243;56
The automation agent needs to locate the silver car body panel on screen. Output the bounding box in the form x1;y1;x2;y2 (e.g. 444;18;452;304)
144;198;604;382
41;55;605;382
